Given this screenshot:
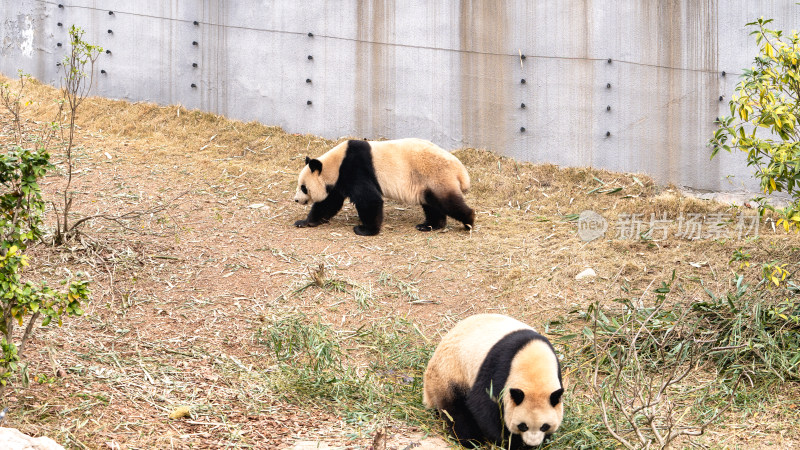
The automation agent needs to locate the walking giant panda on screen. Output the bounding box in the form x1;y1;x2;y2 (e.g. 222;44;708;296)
423;314;564;448
293;138;474;236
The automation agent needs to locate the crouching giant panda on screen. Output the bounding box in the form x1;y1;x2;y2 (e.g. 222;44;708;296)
293;138;474;236
423;314;564;448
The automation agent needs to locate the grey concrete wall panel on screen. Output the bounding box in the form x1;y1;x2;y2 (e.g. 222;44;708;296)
3;1;800;191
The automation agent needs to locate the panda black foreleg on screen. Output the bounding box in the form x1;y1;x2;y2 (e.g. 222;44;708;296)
438;384;485;448
351;188;384;236
466;383;506;445
447;408;488;448
294;191;345;228
507;433;526;450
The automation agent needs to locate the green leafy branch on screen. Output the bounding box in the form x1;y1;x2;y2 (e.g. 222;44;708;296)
1;110;91;394
710;17;800;232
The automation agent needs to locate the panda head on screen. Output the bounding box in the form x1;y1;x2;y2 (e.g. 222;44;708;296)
505;385;564;447
294;157;328;204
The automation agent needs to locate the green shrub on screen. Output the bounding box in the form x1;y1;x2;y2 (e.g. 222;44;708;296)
1;74;90;393
710;17;800;232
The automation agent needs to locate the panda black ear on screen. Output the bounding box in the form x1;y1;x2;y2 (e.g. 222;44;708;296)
308;158;323;174
305;156;311;165
550;388;564;407
509;388;525;406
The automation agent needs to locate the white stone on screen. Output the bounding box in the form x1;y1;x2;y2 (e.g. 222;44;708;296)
575;268;597;280
0;428;65;450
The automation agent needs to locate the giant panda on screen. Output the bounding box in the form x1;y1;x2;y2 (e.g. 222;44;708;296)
423;314;564;448
293;138;474;236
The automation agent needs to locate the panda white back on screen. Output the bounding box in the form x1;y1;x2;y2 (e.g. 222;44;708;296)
449;314;534;384
368;138;470;206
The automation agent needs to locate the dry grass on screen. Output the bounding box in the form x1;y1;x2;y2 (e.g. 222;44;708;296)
1;74;799;448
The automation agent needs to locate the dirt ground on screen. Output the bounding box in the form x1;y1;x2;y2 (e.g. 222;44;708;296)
2;76;800;449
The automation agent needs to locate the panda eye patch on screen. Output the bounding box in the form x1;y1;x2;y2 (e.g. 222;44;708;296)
300;185;308;194
517;423;528;432
540;423;551;432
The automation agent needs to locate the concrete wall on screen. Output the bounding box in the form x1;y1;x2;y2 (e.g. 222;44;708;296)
3;1;799;191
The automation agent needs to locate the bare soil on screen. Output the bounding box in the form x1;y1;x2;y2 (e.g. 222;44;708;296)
1;76;799;449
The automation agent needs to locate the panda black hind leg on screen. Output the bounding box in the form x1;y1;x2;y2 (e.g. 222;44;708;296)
444;193;475;230
422;190;475;231
416;203;447;231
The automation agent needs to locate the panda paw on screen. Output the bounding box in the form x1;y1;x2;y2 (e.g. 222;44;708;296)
416;221;445;231
294;219;322;228
353;225;379;236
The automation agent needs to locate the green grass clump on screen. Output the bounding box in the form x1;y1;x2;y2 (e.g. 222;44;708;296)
257;312;435;427
693;275;800;382
547;269;800;449
540;407;620;450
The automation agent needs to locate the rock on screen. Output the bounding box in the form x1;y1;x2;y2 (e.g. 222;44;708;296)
168;405;192;419
575;268;597;280
0;427;65;450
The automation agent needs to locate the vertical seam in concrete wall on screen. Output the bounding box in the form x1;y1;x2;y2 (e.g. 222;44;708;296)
459;0;510;153
220;0;227;117
354;0;397;139
355;2;367;136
